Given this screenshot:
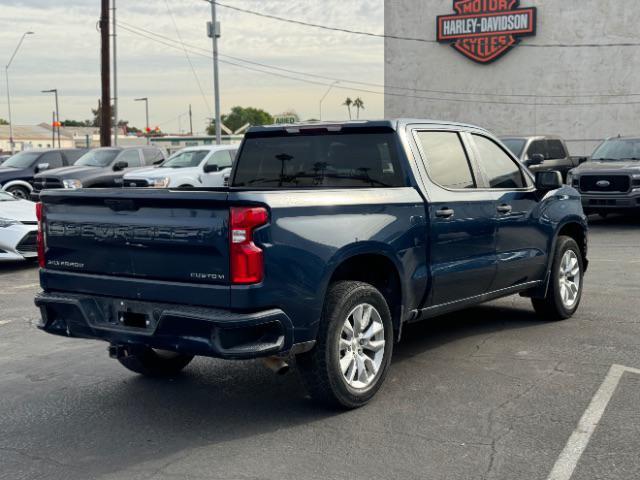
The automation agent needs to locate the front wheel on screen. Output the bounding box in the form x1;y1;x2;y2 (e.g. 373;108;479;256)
297;281;394;409
6;185;30;200
532;236;584;320
117;346;194;377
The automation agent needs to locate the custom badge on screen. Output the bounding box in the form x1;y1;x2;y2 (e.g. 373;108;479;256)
436;0;537;64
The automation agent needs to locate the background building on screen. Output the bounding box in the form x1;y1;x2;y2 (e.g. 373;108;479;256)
385;0;640;155
0;125;74;153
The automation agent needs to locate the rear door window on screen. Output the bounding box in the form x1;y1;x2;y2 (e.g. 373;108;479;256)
414;131;475;189
527;140;548;160
547;140;567;159
142;148;164;165
39;151;63;169
233;130;405;188
207;150;233;170
117;150;143;167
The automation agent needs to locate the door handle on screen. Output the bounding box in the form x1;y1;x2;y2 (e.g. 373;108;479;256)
497;204;513;214
435;208;455;219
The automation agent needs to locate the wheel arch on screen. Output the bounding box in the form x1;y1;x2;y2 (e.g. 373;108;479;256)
2;179;33;193
528;219;588;299
323;245;407;339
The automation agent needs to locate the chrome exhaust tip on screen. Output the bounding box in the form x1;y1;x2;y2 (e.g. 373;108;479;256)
262;356;290;375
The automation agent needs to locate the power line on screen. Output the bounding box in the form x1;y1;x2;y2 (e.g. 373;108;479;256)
116;22;640;107
213;1;640;48
164;0;213;116
116;20;640;100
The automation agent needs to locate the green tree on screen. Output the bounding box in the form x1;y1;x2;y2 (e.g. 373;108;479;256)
342;97;353;120
0;118;8;125
353;98;365;119
207;106;273;135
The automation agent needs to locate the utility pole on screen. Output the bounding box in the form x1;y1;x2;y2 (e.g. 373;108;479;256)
189;104;193;136
112;0;118;146
207;1;222;145
319;81;339;121
100;0;112;146
5;31;34;154
51;112;55;148
135;97;150;145
42;89;60;148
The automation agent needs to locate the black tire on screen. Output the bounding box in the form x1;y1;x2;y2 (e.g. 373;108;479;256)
6;185;30;200
297;281;394;409
117;346;194;377
532;236;584;320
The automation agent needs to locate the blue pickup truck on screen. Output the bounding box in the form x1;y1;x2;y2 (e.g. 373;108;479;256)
34;120;588;408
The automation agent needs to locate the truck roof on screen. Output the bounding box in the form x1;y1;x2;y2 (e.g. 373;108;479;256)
500;135;564;140
247;119;491;135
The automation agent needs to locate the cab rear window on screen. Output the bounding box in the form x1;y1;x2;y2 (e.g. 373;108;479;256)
232;129;405;188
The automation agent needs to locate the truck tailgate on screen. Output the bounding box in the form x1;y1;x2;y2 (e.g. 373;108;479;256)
41;189;230;295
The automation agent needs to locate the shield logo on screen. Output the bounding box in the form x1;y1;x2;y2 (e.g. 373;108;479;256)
437;1;537;64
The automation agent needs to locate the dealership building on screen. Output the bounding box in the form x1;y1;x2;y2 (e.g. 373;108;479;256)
384;0;640;155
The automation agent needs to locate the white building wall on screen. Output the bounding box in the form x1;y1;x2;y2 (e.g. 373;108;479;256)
385;0;640;155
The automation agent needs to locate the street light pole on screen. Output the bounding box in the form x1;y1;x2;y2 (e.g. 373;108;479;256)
319;81;339;121
134;97;150;145
42;89;60;148
206;0;222;145
5;31;34;154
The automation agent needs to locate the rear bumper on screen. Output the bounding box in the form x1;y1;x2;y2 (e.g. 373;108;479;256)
35;291;307;359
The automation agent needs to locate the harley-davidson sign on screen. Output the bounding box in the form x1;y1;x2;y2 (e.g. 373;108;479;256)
437;0;537;64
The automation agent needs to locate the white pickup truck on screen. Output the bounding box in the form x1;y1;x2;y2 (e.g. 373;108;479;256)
123;145;238;189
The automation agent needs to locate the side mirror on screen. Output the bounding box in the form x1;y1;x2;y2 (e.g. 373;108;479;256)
36;163;50;173
525;153;544;167
113;161;128;171
577;156;588;164
153;159;164;165
203;164;219;173
536;171;563;191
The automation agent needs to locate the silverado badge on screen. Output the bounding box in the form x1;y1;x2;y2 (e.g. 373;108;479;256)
437;0;537;64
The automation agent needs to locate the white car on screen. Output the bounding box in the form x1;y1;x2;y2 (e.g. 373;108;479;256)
122;145;238;189
0;190;38;262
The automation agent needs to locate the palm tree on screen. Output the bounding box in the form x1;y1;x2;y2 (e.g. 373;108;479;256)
353;98;365;119
342;97;353;120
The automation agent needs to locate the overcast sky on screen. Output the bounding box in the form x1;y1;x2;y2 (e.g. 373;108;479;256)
0;0;384;134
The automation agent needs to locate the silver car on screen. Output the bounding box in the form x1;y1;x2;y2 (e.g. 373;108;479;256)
0;190;38;262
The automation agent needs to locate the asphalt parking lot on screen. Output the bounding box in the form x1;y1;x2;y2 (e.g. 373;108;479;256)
0;215;638;480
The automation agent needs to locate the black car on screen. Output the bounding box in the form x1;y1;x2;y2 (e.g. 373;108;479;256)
567;136;640;216
0;149;87;199
31;146;165;198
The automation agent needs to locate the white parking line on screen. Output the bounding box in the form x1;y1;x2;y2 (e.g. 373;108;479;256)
547;364;640;480
11;283;40;290
0;320;12;326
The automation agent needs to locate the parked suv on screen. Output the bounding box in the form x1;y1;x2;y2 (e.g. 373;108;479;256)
31;146;165;198
567;136;640;216
122;145;238;189
501;135;584;180
35;120;588;408
0;149;87;199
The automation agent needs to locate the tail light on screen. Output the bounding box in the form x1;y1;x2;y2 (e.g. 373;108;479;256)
230;207;268;284
36;202;45;268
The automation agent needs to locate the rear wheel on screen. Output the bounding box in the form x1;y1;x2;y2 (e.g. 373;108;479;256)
117;346;194;377
6;185;30;200
297;281;394;409
532;236;584;320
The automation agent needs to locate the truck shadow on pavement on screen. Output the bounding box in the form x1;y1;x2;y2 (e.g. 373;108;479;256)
587;213;640;228
8;303;545;479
